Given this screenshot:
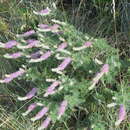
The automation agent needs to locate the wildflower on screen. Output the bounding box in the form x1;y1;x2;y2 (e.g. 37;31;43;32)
4;52;23;59
17;88;37;101
101;64;109;74
0;40;18;49
0;68;25;83
52;57;72;74
57;100;68;119
88;64;109;90
31;107;49;122
44;81;61;97
17;30;35;37
115;104;126;126
29;51;51;63
33;7;51;16
38;24;60;33
50;24;60;33
57;42;68;51
38;117;51;130
30;51;42;59
73;41;92;51
38;24;51;32
17;39;39;49
22;103;43;116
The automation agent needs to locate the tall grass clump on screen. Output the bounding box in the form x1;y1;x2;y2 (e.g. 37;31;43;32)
0;2;129;130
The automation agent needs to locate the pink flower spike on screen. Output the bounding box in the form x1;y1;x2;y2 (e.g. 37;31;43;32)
84;41;92;47
29;51;51;63
55;57;72;71
50;24;60;32
33;7;51;16
101;64;109;74
18;30;35;37
17;40;39;49
115;104;126;126
38;117;51;130
10;68;25;79
17;88;37;101
4;52;23;59
38;24;50;32
57;100;68;119
30;51;42;59
22;103;37;116
0;69;25;83
31;107;49;122
5;40;18;49
57;42;68;51
44;81;60;97
0;77;13;83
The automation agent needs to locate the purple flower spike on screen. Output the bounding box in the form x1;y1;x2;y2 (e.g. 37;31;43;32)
31;107;49;122
38;24;50;32
5;40;18;49
18;30;35;37
10;68;25;79
0;77;13;83
84;41;92;47
17;40;39;49
40;51;51;60
29;51;51;63
27;40;39;48
44;81;60;97
17;88;37;101
0;68;25;83
22;103;44;116
54;57;72;71
115;104;126;126
22;103;37;116
30;51;42;59
101;64;109;74
57;100;68;119
38;117;51;130
50;24;60;32
4;52;23;59
33;7;51;16
57;42;68;51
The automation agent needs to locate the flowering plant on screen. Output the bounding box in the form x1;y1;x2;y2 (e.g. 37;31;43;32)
0;6;128;129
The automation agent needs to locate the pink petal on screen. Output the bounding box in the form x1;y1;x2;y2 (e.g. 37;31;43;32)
84;42;92;47
39;8;51;15
5;40;18;48
18;88;37;101
57;42;68;51
31;107;49;121
38;117;51;130
115;104;126;126
57;100;68;119
44;81;60;97
50;24;60;32
21;30;35;37
30;51;41;59
10;69;25;79
57;57;72;71
101;64;109;73
38;24;50;29
40;51;51;60
4;52;22;59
